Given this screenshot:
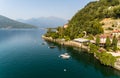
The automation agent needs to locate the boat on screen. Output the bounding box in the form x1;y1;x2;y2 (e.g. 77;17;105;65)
59;53;70;59
48;46;56;49
42;42;46;45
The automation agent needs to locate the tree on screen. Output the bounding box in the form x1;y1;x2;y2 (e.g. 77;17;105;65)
47;28;52;33
113;5;120;18
112;36;118;51
51;32;59;39
86;21;104;35
105;37;111;51
99;52;116;66
89;43;98;53
96;36;100;46
64;36;70;41
57;27;64;38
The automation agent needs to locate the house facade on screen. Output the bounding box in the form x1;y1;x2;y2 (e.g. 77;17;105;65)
112;29;120;37
99;34;113;46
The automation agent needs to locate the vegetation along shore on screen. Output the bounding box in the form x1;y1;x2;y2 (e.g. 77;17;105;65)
43;0;120;71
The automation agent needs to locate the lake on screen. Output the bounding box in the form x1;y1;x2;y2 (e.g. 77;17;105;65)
0;29;120;78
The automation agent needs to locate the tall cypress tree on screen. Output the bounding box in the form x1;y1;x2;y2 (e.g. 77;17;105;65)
96;36;100;46
112;36;118;51
105;36;111;51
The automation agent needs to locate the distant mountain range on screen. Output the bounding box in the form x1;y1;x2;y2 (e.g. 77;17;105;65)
0;15;36;29
17;17;68;28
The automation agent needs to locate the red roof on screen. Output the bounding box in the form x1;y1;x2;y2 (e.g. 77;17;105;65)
99;34;112;38
112;29;120;33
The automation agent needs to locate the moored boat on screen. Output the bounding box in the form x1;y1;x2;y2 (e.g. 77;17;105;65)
42;42;46;45
48;46;56;49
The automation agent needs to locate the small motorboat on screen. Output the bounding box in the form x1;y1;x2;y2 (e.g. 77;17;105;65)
42;42;46;45
59;53;70;59
48;46;56;49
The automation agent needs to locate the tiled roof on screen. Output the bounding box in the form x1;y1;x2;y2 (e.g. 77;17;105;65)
99;34;112;38
112;29;120;33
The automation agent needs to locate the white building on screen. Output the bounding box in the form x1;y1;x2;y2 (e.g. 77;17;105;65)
63;24;68;29
99;34;112;46
112;29;120;37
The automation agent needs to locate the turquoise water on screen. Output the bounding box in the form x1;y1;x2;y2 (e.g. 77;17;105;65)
0;29;120;78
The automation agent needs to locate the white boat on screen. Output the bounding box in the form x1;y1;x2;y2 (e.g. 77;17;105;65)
59;53;70;59
48;46;56;49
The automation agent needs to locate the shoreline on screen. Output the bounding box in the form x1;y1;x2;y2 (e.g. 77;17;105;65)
42;35;120;71
42;35;89;50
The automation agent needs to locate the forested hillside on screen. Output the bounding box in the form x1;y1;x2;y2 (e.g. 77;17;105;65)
64;0;120;39
45;0;120;40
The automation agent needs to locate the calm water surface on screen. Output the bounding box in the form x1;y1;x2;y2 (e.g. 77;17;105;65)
0;29;119;78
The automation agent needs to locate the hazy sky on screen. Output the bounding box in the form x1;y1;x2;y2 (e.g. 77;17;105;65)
0;0;94;20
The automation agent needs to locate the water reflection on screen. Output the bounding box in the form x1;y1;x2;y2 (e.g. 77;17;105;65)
46;41;120;78
70;49;120;77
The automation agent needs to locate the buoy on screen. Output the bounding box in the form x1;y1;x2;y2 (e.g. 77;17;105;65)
64;69;67;72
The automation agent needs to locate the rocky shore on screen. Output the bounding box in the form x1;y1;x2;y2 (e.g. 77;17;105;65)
114;58;120;70
42;35;120;71
42;35;89;50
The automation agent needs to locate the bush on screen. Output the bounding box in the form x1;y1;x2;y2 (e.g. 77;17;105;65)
87;34;94;40
64;36;71;41
97;52;116;66
89;43;116;66
89;43;99;53
107;27;113;30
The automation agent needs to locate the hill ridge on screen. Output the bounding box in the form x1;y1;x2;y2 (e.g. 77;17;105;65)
0;15;36;29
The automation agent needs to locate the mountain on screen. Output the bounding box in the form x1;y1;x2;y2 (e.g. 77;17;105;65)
17;17;67;28
0;15;36;29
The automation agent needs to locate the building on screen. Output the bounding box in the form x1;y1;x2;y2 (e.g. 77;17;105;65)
99;34;113;46
63;24;68;29
74;38;90;43
112;29;120;37
74;38;90;47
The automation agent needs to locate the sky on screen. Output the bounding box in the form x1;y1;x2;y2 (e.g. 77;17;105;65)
0;0;95;20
